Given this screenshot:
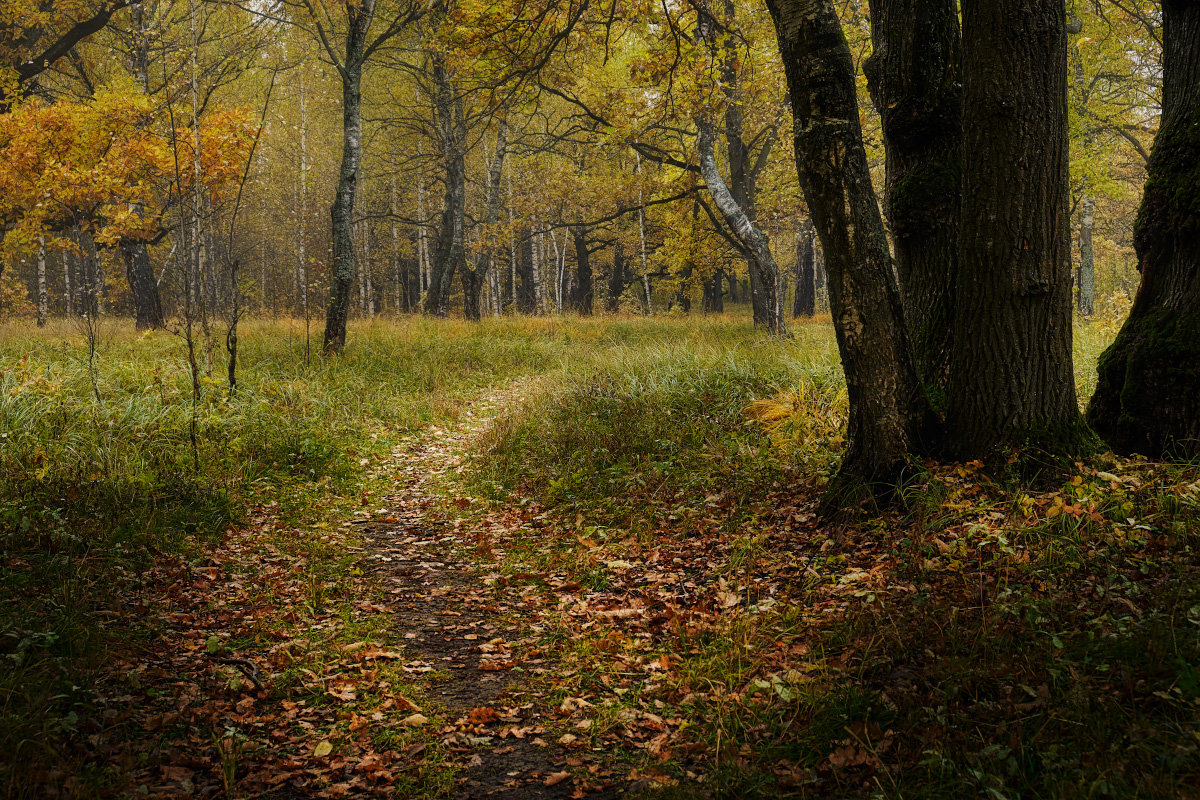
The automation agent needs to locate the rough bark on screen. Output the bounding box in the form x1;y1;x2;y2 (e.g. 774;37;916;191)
121;237;163;329
570;225;594;315
516;228;536;313
425;55;466;317
1077;195;1095;316
1086;0;1200;458
863;0;961;397
765;0;934;493
675;260;693;313
462;119;507;321
946;0;1093;458
322;0;374;353
793;218;816;318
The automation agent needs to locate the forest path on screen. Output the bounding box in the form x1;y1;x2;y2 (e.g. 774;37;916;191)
355;383;622;799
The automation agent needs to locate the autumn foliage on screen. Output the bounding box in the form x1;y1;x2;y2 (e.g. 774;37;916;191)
0;92;255;255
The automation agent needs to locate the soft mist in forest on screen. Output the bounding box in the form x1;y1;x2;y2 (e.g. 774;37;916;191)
1;0;1198;797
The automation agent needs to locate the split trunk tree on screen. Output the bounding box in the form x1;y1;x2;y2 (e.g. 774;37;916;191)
1087;0;1200;457
462;119;507;321
764;0;933;494
946;0;1093;458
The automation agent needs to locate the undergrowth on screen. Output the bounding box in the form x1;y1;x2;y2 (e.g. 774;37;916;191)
461;315;1200;798
0;313;653;798
470;321;840;534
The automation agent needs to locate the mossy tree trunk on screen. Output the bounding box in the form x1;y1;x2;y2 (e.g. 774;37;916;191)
863;0;961;398
1086;0;1200;458
945;0;1093;459
765;0;934;496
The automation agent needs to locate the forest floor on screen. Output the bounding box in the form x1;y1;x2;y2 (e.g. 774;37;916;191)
3;315;1200;799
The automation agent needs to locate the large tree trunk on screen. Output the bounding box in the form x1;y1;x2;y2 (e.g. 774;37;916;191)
1086;0;1200;458
793;219;815;318
462;119;507;321
425;55;466;317
570;224;593;314
946;0;1092;458
765;0;933;494
516;228;536;313
864;0;960;396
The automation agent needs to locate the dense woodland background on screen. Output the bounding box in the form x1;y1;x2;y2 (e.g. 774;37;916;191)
3;0;1200;798
0;0;1157;331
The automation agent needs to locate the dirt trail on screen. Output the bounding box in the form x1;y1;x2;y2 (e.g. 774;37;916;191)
356;387;622;799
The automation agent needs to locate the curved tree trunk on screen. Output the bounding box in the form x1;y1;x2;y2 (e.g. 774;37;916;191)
696;120;783;333
1087;0;1200;458
946;0;1093;458
864;0;960;397
764;0;933;495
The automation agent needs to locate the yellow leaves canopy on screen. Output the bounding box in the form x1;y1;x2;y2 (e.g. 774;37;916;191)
0;92;255;254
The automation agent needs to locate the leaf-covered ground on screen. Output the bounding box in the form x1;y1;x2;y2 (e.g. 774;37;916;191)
20;374;1198;799
5;316;1196;799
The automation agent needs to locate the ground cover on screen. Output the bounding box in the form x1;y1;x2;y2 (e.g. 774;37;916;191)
3;312;1194;799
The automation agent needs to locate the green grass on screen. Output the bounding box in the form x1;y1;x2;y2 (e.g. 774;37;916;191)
459;314;1200;799
3;310;1172;799
470;320;840;533
0;313;654;798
